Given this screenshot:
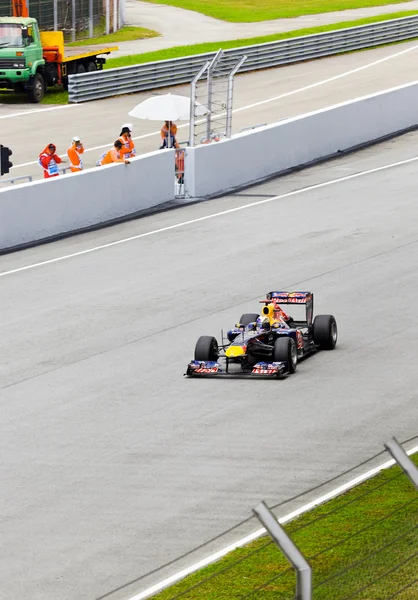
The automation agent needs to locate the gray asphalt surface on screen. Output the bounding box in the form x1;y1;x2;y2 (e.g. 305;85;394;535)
1;129;418;600
1;40;418;186
115;0;418;56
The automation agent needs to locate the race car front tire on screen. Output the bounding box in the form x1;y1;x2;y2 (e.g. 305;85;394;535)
194;335;219;362
273;337;297;373
239;313;259;326
313;315;338;350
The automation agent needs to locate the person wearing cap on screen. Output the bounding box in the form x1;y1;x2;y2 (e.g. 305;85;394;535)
38;143;62;178
67;136;84;173
118;124;135;159
98;140;130;166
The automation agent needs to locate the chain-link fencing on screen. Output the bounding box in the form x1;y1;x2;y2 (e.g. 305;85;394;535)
0;0;123;41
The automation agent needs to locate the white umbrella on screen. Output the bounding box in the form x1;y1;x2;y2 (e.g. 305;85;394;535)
128;93;209;122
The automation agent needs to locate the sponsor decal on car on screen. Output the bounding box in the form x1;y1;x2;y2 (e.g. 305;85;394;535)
252;362;282;374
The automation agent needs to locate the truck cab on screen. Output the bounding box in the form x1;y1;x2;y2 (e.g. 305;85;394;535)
0;16;45;101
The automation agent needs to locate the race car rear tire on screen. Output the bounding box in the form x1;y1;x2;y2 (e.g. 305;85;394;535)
313;315;337;350
239;313;259;326
273;337;297;373
194;335;219;362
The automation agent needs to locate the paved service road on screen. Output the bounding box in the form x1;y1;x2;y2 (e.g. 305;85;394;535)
1;40;418;184
1;128;418;599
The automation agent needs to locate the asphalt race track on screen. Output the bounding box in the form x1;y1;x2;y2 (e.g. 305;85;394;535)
1;128;418;599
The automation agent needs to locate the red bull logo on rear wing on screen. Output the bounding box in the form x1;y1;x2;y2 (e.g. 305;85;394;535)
266;291;312;304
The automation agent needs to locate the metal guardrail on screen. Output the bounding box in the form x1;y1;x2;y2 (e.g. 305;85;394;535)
0;174;33;184
68;15;418;103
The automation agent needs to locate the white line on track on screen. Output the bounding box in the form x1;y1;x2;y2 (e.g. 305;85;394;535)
0;103;80;120
128;445;418;600
9;42;418;170
1;154;418;278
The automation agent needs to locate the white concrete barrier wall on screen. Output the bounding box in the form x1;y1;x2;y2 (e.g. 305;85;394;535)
186;80;418;198
0;149;175;251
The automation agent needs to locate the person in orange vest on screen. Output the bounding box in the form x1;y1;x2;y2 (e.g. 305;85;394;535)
67;136;84;173
118;124;136;159
98;140;130;166
175;149;185;184
38;143;62;178
160;121;179;148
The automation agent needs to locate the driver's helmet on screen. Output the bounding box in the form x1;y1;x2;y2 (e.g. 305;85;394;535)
256;316;270;332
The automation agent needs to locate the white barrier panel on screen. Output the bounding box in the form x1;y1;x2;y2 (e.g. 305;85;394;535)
0;149;175;251
186;80;418;198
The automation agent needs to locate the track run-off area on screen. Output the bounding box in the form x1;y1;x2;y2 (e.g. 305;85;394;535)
1;113;418;598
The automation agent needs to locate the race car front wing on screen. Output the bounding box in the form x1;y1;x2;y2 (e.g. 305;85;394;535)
184;360;289;378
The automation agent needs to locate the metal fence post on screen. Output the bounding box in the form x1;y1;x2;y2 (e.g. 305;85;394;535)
53;0;57;31
384;437;418;490
206;49;223;141
189;60;211;147
226;55;246;138
253;501;312;600
71;0;76;42
113;0;118;32
88;0;93;38
105;0;110;35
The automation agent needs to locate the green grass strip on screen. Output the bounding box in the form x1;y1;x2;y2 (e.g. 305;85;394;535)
152;453;418;599
37;10;418;104
140;0;411;23
66;25;159;48
104;10;418;69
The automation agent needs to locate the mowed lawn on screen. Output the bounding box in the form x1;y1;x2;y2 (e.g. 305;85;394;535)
141;0;411;22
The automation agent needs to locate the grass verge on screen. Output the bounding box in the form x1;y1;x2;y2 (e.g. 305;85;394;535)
152;453;418;599
66;25;159;48
140;0;411;22
105;10;418;68
33;9;418;104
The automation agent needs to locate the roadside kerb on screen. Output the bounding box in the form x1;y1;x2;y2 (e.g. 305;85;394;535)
68;15;418;103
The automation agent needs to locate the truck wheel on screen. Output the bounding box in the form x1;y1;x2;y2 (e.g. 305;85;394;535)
76;64;86;74
27;73;44;103
313;315;337;350
194;336;219;362
86;61;97;72
239;313;259;326
273;337;297;373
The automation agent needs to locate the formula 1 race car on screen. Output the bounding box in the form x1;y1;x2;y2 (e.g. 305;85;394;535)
185;291;337;378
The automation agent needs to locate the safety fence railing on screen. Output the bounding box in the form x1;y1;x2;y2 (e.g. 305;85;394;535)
0;0;123;41
0;173;32;185
97;434;418;600
68;15;418;103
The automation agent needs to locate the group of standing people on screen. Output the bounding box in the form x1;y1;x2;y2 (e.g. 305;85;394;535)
38;124;136;179
38;121;181;179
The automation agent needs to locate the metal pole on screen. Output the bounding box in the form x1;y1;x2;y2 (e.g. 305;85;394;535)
106;0;110;35
88;0;93;38
384;437;418;490
226;55;246;138
253;501;312;600
113;0;118;32
189;60;211;147
206;49;223;141
53;0;58;31
71;0;76;42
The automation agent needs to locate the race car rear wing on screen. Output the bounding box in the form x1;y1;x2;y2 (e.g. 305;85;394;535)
262;291;314;326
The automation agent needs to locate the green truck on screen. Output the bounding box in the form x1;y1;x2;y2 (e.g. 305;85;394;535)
0;16;117;102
